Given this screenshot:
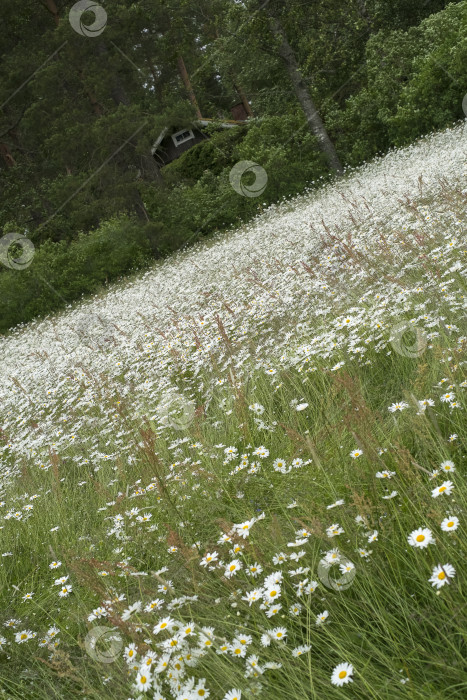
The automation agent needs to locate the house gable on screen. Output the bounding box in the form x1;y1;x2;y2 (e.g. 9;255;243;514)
151;118;247;168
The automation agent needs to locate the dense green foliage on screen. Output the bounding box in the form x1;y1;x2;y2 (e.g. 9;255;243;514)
0;0;466;331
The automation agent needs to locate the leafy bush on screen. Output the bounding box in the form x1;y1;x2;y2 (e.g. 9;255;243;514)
0;217;156;333
332;1;467;164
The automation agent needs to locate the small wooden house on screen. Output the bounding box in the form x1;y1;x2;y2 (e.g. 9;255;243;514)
151;104;249;168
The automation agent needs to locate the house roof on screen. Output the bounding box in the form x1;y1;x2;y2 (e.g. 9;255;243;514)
151;118;246;155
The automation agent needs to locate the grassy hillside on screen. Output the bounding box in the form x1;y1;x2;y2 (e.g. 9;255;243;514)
0;123;465;699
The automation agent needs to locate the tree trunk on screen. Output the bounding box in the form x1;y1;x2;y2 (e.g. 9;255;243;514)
79;71;104;115
268;15;343;174
140;153;164;184
41;0;60;27
233;82;254;117
98;42;130;106
0;142;16;167
177;55;202;119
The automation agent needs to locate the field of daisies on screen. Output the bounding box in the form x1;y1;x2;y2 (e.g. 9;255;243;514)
0;121;466;699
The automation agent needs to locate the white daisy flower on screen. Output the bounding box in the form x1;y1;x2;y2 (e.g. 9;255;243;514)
429;563;456;589
440;460;455;473
223;690;242;700
376;470;395;479
224;559;242;578
134;671;152;692
388;401;409;412
326;523;344;538
440;516;459;532
331;662;353;686
315;610;329;625
407;527;435;549
292;644;311;657
431;481;454;498
350;449;363;459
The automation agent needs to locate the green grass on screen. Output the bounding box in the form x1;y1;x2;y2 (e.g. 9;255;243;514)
0;325;465;698
0;140;466;698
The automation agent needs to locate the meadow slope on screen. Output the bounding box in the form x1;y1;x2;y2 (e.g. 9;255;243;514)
0;123;466;699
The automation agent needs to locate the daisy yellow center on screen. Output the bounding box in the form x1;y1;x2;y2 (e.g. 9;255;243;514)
229;564;236;571
277;632;283;638
447;521;454;527
160;622;167;628
438;572;446;580
198;692;205;697
339;671;347;679
128;650;134;657
270;590;277;597
234;648;241;654
439;486;446;492
416;534;425;542
140;676;147;684
20;634;27;640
